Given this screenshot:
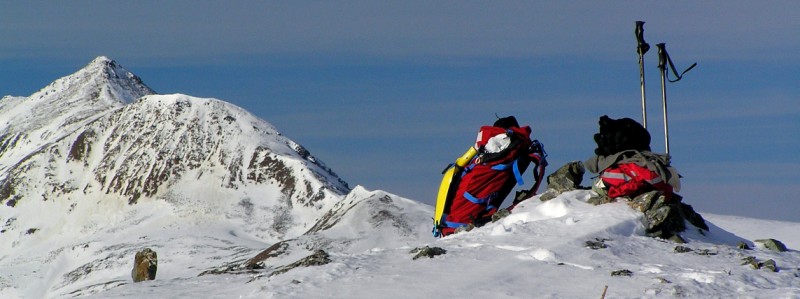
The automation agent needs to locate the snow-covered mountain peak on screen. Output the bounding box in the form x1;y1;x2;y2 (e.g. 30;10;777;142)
0;57;156;167
0;56;155;132
28;55;154;109
1;57;353;252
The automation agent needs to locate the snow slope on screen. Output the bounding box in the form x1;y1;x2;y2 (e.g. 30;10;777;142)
4;189;797;299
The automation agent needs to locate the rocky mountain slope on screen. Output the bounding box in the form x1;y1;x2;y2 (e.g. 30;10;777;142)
0;57;355;243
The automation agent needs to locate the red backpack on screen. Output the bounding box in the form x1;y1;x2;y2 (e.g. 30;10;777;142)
435;117;546;237
599;161;673;200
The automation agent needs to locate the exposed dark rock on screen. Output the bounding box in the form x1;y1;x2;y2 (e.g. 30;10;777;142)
611;269;633;277
586;238;610;250
586;195;617;206
0;178;20;206
627;190;660;213
540;161;585;201
737;241;751;250
761;259;778;272
68;130;96;163
742;256;779;272
695;249;717;256
410;246;447;260
491;208;511;222
674;246;693;253
628;191;708;241
244;240;291;270
269;250;331;277
1;217;15;233
247;149;297;200
547;161;585;192
742;256;760;269
131;248;157;282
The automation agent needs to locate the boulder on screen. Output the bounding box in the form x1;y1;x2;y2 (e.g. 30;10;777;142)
132;248;158;282
754;239;788;252
628;191;708;241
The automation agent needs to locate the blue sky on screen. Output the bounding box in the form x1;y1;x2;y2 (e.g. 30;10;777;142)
2;2;798;221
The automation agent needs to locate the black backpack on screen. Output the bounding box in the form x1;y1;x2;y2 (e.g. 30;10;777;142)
593;115;651;156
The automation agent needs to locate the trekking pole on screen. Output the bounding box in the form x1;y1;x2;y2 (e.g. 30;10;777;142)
657;43;670;155
635;21;650;130
656;43;697;155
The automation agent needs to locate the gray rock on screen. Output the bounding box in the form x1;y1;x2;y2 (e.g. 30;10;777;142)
628;191;660;213
742;256;779;272
132;248;157;282
737;241;751;250
546;161;585;193
761;259;778;272
585;238;609;250
611;269;633;277
629;191;707;241
674;246;693;253
754;239;788;252
269;250;331;277
742;256;760;269
491;208;512;222
410;246;447;260
695;249;717;256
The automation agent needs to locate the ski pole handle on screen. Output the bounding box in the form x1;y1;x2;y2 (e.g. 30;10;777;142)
635;21;650;55
656;43;667;70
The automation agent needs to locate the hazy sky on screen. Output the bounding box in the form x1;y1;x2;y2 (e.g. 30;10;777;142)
2;1;799;221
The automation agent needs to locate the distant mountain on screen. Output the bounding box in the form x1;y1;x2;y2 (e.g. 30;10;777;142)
0;57;352;243
1;57;427;297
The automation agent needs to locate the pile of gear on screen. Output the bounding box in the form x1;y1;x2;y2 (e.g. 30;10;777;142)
583;115;707;241
433;114;707;242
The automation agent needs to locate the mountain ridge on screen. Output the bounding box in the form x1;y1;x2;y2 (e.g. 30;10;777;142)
1;57;350;244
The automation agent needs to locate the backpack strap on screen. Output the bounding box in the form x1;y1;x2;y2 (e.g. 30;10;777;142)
489;159;525;186
511;140;548;207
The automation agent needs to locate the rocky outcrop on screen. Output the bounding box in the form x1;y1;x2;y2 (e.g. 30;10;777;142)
543;162;708;242
627;191;708;242
540;161;586;201
268;250;331;278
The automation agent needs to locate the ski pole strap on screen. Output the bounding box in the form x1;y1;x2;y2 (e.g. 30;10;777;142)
656;43;697;83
